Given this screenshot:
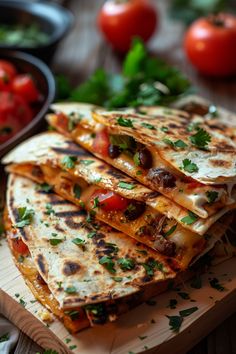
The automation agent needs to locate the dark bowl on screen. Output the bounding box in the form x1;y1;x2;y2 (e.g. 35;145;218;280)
0;50;55;158
0;1;74;63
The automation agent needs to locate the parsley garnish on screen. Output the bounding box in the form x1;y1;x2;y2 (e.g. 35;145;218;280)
80;160;94;165
0;333;9;343
15;207;34;228
206;191;218;204
36;183;53;193
49;239;63;246
69;345;77;350
111;276;123;282
87;231;97;238
99;256;116;273
133;152;141;166
190;128;211;149
166;315;183;332
117;258;135;271
61;155;77;169
72;238;86;250
19;298;26;307
93;197;100;209
118;181;136;190
182;159;199;173
209;278;225;292
141;259;163;276
65;286;77;294
179;307;198;317
161;126;169;132
181;211;198;225
141;122;155;130
164;224;177;237
73;184;81;199
163;138;187;149
45;203;55;215
117;116;134;128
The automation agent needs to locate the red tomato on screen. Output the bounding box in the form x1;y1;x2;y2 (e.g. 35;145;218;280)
98;0;157;53
91;189;128;211
184;13;236;77
0;92;33;144
0;69;12;91
92;129;110;156
184;176;204;189
12;74;40;102
11;237;29;255
0;60;17;80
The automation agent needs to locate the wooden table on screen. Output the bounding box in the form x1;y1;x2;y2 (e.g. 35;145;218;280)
11;0;236;353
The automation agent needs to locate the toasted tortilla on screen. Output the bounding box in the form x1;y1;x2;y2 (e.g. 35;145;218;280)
47;103;236;219
6;174;176;309
3;133;235;270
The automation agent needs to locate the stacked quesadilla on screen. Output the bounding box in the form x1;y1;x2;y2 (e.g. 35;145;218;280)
2;101;236;333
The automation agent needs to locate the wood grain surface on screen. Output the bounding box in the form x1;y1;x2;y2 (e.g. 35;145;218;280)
2;0;236;353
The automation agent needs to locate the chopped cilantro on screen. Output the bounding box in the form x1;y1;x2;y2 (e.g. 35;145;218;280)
117;258;135;271
179;306;198;317
65;286;77;294
61;155;77;169
87;231;97;238
181;211;198;225
166;315;183;332
73;184;81;199
65;338;71;344
111;276;123;282
80;159;94;165
93;197;100;209
49;239;63;246
15;293;20;298
187;122;200;132
190;128;211;149
141;259;163;276
36;183;53;193
57;281;62;289
118;181;136;190
141;122;155;130
69;345;77;350
0;333;9;343
15;207;34;228
45;203;55;215
72;238;86;249
182;159;199;173
163;138;187;149
209;278;225;291
109;134;135;151
99;256;116;273
168;299;178;309
117;116;134;128
206;191;219;204
19;298;26;307
164;224;177;237
133;152;141;166
136;170;143;175
161;126;169;132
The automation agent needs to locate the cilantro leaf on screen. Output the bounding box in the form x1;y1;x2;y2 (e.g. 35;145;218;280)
65;286;77;294
99;256;116;273
36;183;53;193
49;239;63;246
206;191;219;204
190;128;211;149
118;181;136;190
164;224;177;237
163;138;187;149
80;159;94;166
61;155;77;169
209;277;225;291
166;315;183;332
182;159;199;173
181;211;198;225
0;333;10;343
72;238;86;249
179;307;198;317
117;258;135;271
117;116;134;128
15;207;34;228
73;184;81;199
141;122;155;130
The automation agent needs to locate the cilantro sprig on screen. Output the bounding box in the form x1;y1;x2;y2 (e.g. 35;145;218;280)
190;128;211;149
15;207;34;228
182;159;199;173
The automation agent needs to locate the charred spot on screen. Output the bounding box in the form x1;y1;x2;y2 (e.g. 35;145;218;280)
36;254;47;275
93;270;101;275
146;191;160;199
208;124;224;131
36;273;46;285
54;224;65;233
63;261;80;276
107;168;125;180
65;219;85;230
31;166;43;178
93;232;105;240
166;257;180;272
55;210;86;218
212;142;235;152
168;123;181;129
52;146;91;157
18;228;28;242
97;164;106;170
97;239;106;247
209;159;232;168
141;275;152;283
180;102;209;116
64;298;84;307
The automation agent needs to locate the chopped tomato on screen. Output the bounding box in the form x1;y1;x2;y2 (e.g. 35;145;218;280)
12;74;40;102
56;112;70;131
0;60;17;80
92;129;110;156
0;69;12;91
0;92;33;144
11;237;29;255
90;189;128;211
184;176;204;189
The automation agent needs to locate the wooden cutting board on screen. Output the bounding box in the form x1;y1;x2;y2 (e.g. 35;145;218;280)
1;95;236;354
1;237;236;354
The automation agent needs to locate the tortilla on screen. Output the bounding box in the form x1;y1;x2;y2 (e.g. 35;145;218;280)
6;174;176;309
47;103;236;219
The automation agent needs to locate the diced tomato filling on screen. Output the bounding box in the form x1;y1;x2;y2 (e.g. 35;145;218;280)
10;234;29;255
184;176;204;189
90;188;128;212
56;112;70;131
92;129;110;156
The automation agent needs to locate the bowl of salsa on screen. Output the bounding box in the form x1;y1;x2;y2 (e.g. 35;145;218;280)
0;50;55;158
0;1;73;63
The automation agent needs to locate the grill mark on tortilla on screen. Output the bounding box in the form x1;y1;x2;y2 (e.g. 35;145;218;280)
107;168;127;180
52;147;91;157
54;224;65;233
55;210;86;218
209;159;232;168
63;261;81;276
212;143;236;152
146;191;160;199
36;254;47;276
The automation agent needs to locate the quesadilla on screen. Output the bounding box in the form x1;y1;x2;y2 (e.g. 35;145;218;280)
47;103;236;220
2;132;233;270
5;174;177;330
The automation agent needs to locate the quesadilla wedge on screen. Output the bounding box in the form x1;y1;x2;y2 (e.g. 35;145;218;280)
47;103;236;219
2;133;234;270
6;174;176;310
